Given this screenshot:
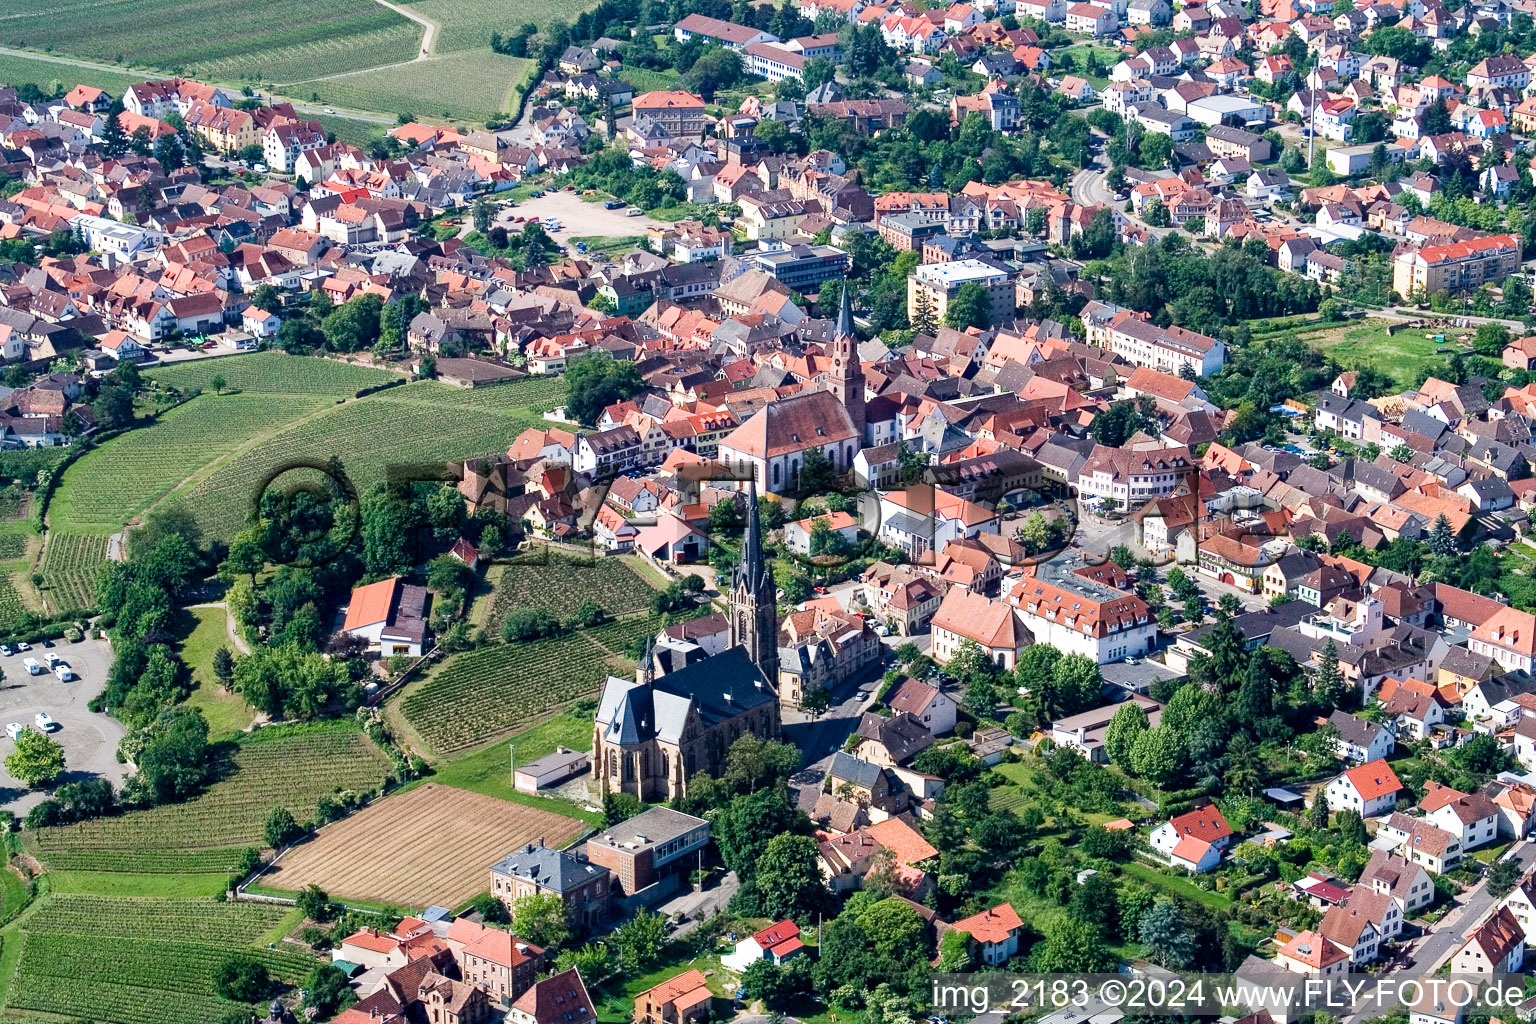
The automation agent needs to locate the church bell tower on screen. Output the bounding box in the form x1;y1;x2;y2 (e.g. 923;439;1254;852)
730;478;779;688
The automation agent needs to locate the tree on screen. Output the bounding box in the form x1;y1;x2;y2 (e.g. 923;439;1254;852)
264;805;301;848
1315;638;1345;708
942;281;992;331
612;908;668;972
1139;899;1196;968
1472;322;1510;357
249;283;283;314
296;883;331;921
1129;727;1183;785
303;964;355;1018
716;788;804;875
131;706;212;804
1104;701;1149;766
1308;792;1331;830
1030;917;1116;972
214;955;272;1002
755;833;827;921
1428;513;1458;557
4;729;63;787
512;893;574;951
1487;856;1522;897
801;685;832;717
1389;443;1415;463
103;101;128;158
741;958;811;1010
321;293;384;352
566;349;644;426
1139;132;1174;170
1420;97;1452;137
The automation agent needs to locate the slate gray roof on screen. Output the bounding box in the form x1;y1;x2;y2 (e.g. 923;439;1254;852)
829;750;885;790
1328;709;1387;749
490;842;608;894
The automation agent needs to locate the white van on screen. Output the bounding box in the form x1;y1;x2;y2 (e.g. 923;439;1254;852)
53;665;74;682
23;658;41;675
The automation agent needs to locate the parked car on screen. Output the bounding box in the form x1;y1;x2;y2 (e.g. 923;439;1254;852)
626;207;643;216
5;723;24;740
15;642;30;652
33;712;54;732
23;658;41;675
603;199;624;209
0;645;13;656
45;652;60;667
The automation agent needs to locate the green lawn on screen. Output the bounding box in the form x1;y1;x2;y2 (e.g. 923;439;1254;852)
47;870;231;899
1120;861;1232;909
1301;319;1459;389
176;606;253;738
399;712;604;827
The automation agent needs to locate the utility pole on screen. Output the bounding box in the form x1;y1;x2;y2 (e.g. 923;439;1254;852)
509;740;516;792
1308;83;1317;171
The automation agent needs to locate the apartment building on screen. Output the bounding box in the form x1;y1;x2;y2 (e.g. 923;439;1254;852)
907;259;1014;327
1392;233;1521;298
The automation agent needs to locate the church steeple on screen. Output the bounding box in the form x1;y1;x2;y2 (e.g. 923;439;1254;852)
730;478;779;689
828;285;865;444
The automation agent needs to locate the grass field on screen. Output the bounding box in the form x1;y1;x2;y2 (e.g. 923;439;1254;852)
47;359;567;547
4;895;315;1024
1299;319;1453;389
290;49;532;123
0;0;417;85
31;724;390;861
400;612;663;754
176;606;252;738
266;782;586;906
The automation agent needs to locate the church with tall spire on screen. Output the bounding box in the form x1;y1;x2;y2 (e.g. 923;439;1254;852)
591;480;782;801
826;284;866;444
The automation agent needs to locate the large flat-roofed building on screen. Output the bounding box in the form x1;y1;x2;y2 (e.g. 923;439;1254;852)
749;242;850;291
583;806;710;895
907;259;1014;327
1392;233;1521;299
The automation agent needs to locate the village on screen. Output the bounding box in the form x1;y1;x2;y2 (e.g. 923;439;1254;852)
6;0;1536;1020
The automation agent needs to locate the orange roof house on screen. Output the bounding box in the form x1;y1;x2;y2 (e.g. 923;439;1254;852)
635;969;712;1024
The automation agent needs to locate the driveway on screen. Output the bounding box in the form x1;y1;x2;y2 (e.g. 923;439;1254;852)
498;191;667;247
0;637;125;814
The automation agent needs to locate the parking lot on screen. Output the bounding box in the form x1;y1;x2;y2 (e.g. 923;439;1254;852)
496;190;666;247
0;637;125;814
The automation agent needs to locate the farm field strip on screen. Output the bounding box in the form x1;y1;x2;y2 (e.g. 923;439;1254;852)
7;973;248;1024
24;894;292;942
33;727;389;855
17;934;313;992
401;613;661;753
28;845;251;874
267;782;585;906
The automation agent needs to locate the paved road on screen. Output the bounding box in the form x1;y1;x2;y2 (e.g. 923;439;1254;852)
1405;841;1536;974
1071;165;1118;208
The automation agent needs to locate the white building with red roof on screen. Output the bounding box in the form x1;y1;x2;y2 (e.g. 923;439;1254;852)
1325;759;1403;818
1150;805;1233;872
950;903;1024;964
722;920;807;972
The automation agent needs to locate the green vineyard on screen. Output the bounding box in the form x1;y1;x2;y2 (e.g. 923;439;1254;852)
487;552;656;630
36;533;110;615
401;613;665;753
33;725;389;857
7;897;315;1024
147;352;399;397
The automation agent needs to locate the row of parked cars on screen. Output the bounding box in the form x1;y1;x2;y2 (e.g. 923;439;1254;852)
6;713;54;739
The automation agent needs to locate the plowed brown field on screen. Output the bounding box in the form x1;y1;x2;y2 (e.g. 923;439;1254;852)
267;783;587;907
